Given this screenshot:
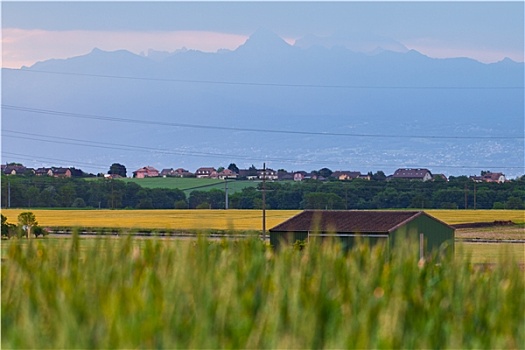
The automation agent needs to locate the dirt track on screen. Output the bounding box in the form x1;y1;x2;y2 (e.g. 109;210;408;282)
455;225;524;242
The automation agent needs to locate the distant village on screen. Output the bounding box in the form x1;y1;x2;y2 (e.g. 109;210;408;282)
2;163;509;184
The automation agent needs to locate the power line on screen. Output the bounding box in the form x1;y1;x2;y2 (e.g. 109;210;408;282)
1;151;109;170
3;132;523;170
2;130;302;163
3;104;523;140
13;68;524;90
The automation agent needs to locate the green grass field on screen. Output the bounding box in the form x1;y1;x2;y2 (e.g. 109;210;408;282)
118;177;260;194
2;236;523;349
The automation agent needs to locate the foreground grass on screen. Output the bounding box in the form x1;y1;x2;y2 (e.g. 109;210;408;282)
2;237;523;349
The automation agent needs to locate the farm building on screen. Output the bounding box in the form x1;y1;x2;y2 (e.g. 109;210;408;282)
269;210;454;257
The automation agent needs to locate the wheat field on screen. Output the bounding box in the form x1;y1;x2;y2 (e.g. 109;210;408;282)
0;209;300;231
1;209;523;231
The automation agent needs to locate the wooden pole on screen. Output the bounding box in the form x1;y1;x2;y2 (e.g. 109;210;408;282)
262;162;266;239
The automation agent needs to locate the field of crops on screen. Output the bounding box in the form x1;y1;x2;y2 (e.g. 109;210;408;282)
1;209;300;231
2;236;523;349
2;209;524;232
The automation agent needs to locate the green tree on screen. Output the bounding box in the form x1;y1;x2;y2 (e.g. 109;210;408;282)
506;196;524;209
228;163;240;174
302;192;345;210
371;171;387;181
1;214;15;238
189;191;209;209
247;165;258;177
108;163;127;177
26;186;40;208
318;167;333;178
17;212;38;239
58;184;76;207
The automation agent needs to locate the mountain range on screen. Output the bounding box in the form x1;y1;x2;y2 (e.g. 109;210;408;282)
2;29;524;177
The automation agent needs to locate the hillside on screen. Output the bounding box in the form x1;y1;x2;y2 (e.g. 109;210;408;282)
118;177;260;194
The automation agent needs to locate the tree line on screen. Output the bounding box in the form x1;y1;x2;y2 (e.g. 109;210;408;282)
1;174;524;210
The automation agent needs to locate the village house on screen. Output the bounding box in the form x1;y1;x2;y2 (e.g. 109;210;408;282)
212;169;238;180
160;168;176;177
469;172;506;183
133;166;160;178
257;168;278;181
332;171;363;181
34;167;74;178
52;167;72;178
195;167;216;178
238;169;258;180
160;168;192;178
358;173;372;180
293;171;310;181
277;170;294;181
391;168;433;182
35;167;53;176
2;164;32;176
433;174;448;181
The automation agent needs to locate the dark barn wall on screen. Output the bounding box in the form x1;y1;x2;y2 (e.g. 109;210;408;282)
390;215;455;256
270;231;309;249
270;231;388;251
312;235;388;251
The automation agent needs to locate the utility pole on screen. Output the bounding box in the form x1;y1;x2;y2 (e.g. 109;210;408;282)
345;185;348;210
464;183;468;209
262;162;266;239
473;182;477;210
8;178;11;208
224;179;229;210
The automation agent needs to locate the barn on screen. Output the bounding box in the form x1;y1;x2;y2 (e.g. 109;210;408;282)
269;210;454;256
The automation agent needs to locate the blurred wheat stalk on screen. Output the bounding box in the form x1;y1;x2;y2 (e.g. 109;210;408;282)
2;235;523;349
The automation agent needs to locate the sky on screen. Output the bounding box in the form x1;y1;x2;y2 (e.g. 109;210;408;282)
1;1;524;68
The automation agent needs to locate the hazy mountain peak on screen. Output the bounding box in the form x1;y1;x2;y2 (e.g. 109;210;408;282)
236;28;291;53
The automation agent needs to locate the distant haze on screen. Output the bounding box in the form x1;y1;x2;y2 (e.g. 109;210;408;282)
2;2;523;68
2;29;523;178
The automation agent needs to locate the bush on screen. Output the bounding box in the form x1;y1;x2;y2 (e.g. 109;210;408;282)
71;197;86;208
196;202;210;209
32;226;48;238
174;200;188;209
493;202;505;209
440;202;458;209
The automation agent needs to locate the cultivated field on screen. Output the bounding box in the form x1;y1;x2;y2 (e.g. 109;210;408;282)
2;237;523;349
1;209;299;231
2;209;523;232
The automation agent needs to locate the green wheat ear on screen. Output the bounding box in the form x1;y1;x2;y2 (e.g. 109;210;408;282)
1;236;523;349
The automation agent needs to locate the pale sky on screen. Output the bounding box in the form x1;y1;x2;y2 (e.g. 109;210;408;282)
2;1;524;68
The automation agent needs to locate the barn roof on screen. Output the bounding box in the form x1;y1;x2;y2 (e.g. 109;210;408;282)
270;210;435;234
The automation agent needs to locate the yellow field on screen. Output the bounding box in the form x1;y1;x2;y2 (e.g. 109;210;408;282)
1;209;523;231
425;209;525;225
0;209;301;231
